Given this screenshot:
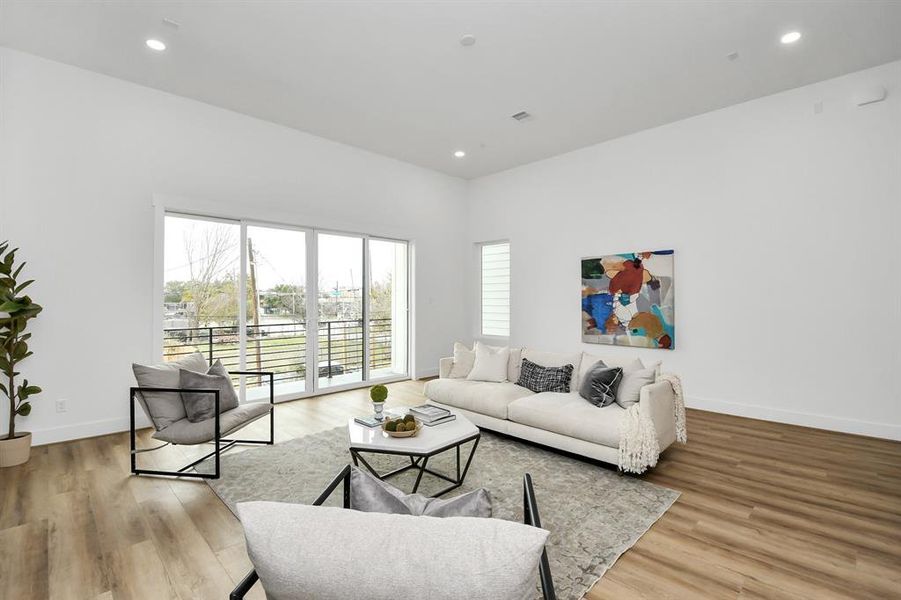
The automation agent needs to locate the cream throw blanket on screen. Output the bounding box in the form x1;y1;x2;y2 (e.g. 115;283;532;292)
618;372;687;474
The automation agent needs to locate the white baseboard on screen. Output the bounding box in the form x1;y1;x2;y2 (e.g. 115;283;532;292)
686;395;901;441
413;368;439;380
29;415;149;447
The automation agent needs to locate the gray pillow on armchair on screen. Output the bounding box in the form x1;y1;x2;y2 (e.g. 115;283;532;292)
132;352;209;430
349;465;492;517
179;359;240;422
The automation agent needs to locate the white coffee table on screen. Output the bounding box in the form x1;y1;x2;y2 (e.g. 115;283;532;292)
346;411;480;497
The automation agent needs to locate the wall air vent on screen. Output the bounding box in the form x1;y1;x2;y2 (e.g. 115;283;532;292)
511;111;532;121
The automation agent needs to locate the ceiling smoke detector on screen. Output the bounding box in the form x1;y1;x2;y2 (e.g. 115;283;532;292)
511;111;532;122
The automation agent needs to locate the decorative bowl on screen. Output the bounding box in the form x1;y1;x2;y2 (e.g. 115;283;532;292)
382;417;421;438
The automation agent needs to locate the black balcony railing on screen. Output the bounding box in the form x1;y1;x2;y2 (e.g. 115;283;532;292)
163;318;396;388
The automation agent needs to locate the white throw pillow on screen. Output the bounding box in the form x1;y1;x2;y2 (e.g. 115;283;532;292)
238;501;549;600
466;342;510;382
616;366;657;408
448;342;475;378
478;342;523;382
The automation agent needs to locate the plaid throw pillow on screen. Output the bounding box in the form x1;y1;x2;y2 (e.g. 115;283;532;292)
516;358;574;393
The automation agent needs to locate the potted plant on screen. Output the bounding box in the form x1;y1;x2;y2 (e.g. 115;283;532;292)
370;384;388;421
0;242;42;468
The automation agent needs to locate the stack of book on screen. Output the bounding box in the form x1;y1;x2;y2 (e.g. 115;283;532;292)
409;404;456;426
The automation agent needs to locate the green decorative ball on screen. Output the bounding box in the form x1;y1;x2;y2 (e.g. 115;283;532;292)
403;414;415;423
385;421;398;432
370;384;388;403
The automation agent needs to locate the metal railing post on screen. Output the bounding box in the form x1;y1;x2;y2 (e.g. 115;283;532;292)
327;321;332;379
208;326;213;363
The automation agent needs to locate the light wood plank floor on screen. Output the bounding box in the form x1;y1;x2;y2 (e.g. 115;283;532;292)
2;380;899;599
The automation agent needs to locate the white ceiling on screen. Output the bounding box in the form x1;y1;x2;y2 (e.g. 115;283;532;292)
2;1;900;179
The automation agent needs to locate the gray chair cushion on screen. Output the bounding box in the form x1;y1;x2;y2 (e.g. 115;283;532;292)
349;466;492;517
152;402;271;444
237;501;549;600
179;359;240;422
132;353;209;430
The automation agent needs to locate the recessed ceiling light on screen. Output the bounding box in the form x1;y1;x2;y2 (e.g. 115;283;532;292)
780;31;801;44
454;150;466;158
460;34;476;47
146;39;167;51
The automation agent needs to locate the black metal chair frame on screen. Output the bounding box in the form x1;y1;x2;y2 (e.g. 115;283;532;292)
129;370;275;480
229;466;557;600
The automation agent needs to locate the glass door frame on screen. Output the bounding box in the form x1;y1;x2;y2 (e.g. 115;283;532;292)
157;207;411;403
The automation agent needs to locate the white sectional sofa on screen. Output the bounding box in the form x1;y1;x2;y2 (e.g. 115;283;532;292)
423;348;682;473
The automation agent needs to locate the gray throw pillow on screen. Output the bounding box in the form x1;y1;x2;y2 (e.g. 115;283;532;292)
579;361;623;407
132;352;209;430
616;366;657;408
179;360;240;422
237;501;548;600
349;466;492;517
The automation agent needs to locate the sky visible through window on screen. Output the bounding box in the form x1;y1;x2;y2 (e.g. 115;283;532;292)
164;215;396;291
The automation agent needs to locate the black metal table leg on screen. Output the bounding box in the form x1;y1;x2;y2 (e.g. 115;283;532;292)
348;432;481;497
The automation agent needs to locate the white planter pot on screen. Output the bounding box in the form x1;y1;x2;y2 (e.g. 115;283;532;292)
0;432;32;467
372;401;386;420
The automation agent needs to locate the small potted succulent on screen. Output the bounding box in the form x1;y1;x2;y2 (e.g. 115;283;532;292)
370;384;388;421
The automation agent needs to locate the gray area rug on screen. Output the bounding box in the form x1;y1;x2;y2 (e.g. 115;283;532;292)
198;426;678;599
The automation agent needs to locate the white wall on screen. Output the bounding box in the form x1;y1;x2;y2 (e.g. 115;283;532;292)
467;61;901;440
0;49;469;445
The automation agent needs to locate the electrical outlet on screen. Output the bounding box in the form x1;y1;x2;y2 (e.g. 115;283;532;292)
56;399;68;413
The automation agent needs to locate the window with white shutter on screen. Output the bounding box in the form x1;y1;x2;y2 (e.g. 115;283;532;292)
479;241;510;337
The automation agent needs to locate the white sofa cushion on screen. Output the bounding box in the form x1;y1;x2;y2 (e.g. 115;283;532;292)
448;342;475;378
238;501;549;600
467;342;510;382
424;379;532;419
507;392;624;447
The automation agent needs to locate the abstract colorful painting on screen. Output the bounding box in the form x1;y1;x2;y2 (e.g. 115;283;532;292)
581;250;675;349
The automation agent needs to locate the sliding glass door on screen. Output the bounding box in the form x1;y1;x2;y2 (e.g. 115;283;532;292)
162;213;409;400
245;225;308;399
369;239;408;379
317;233;364;390
163;214;242;371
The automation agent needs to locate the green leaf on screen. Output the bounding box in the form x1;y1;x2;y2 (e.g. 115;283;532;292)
0;356;9;371
16;402;31;416
0;382;7;397
12;341;27;360
11;261;25;279
23;385;41;396
14;280;34;294
0;300;24;313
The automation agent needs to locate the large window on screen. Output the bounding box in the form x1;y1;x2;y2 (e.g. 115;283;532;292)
479;241;510;337
162;213;409;400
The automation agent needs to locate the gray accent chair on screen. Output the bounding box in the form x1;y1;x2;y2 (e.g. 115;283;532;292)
229;466;556;600
129;354;274;480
